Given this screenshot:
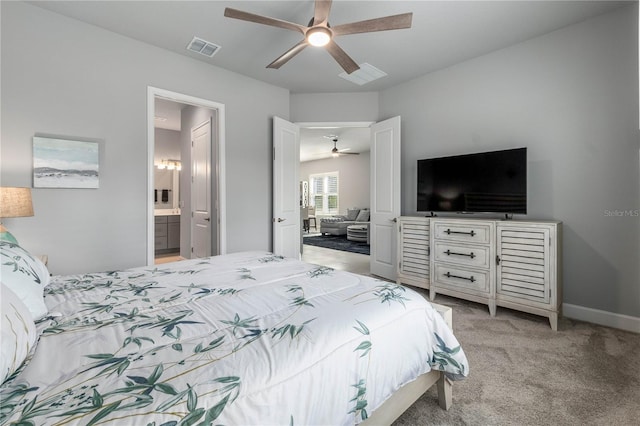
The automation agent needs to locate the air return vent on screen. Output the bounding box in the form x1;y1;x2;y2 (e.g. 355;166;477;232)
187;36;221;58
338;63;387;85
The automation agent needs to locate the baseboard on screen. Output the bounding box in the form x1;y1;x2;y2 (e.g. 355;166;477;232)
563;303;640;333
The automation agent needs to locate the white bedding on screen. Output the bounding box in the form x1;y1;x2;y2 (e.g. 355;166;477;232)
0;251;468;425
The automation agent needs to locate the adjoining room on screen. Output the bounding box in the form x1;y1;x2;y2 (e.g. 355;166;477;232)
299;126;372;274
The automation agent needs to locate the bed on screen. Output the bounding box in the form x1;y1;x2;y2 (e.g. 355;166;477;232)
1;244;468;425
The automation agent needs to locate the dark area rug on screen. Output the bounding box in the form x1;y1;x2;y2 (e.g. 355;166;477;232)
303;234;370;255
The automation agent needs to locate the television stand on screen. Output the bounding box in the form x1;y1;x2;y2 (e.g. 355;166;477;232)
396;216;562;330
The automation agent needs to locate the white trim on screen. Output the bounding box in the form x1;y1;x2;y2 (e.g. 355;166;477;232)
563;303;640;333
147;86;227;266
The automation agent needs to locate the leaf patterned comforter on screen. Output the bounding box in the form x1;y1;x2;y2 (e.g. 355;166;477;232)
1;251;468;425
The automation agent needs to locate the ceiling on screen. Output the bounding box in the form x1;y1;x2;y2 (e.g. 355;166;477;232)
154;98;184;131
31;1;629;160
31;1;628;95
300;126;371;162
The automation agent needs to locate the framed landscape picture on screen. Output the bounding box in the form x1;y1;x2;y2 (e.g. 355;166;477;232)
33;136;99;188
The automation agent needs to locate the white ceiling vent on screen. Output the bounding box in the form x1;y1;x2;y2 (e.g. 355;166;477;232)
339;63;387;85
187;36;221;58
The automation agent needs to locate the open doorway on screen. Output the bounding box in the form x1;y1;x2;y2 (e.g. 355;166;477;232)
146;87;227;266
274;117;400;280
297;122;372;274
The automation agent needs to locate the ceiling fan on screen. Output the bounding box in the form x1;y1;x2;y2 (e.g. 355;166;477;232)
224;0;413;74
326;135;359;157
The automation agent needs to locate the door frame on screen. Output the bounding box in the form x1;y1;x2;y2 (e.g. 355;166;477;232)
146;86;226;265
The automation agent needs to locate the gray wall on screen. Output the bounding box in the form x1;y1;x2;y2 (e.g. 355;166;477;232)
0;2;289;274
379;5;640;317
300;152;371;217
154;129;181;164
290;92;379;123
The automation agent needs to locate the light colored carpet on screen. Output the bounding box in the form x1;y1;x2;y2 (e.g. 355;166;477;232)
393;292;640;426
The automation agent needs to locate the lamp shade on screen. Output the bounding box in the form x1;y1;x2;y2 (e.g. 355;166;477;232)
0;187;34;218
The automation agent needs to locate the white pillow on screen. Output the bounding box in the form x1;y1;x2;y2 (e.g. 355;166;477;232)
0;241;49;320
1;282;37;383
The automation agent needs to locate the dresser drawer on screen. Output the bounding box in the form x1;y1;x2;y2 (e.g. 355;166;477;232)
155;216;168;224
432;263;490;294
433;221;492;244
433;241;491;269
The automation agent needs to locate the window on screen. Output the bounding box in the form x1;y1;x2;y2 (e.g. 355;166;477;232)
309;172;339;215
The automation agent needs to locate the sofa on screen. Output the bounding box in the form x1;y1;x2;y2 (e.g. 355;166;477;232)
320;208;370;236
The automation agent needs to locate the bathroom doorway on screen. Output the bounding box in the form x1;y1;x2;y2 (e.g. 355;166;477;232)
147;87;226;266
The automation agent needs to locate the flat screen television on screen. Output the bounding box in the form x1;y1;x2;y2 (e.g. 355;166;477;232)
417;147;527;214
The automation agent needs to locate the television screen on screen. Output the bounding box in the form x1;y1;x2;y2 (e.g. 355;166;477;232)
417;148;527;214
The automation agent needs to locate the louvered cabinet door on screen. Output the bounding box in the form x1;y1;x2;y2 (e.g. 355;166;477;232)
496;222;561;330
397;217;430;289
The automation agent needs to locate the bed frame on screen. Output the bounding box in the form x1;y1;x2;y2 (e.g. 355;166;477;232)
362;303;454;425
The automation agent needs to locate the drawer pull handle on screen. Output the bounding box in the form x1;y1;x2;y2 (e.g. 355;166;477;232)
444;271;476;283
444;249;475;259
445;228;476;237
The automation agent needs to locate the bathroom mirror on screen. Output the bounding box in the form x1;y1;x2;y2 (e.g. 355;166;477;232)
154;168;180;210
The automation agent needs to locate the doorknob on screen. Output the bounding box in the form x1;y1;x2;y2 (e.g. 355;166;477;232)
272;217;286;223
204;217;211;222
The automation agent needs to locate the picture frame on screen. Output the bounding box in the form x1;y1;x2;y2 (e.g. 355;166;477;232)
33;136;99;189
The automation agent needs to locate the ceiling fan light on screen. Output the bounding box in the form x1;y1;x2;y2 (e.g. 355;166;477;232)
307;28;331;47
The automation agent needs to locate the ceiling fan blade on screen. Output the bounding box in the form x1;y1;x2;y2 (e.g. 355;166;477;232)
339;151;360;155
224;8;306;34
267;40;309;69
332;13;413;36
313;0;332;25
325;40;359;74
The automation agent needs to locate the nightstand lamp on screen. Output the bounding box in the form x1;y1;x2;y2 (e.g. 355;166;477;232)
0;187;34;244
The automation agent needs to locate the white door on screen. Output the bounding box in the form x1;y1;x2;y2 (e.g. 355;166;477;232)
370;116;401;279
273;117;300;258
191;118;212;258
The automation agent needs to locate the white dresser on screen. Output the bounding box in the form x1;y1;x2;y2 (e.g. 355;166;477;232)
430;219;497;316
396;216;562;330
495;221;562;330
396;217;430;289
